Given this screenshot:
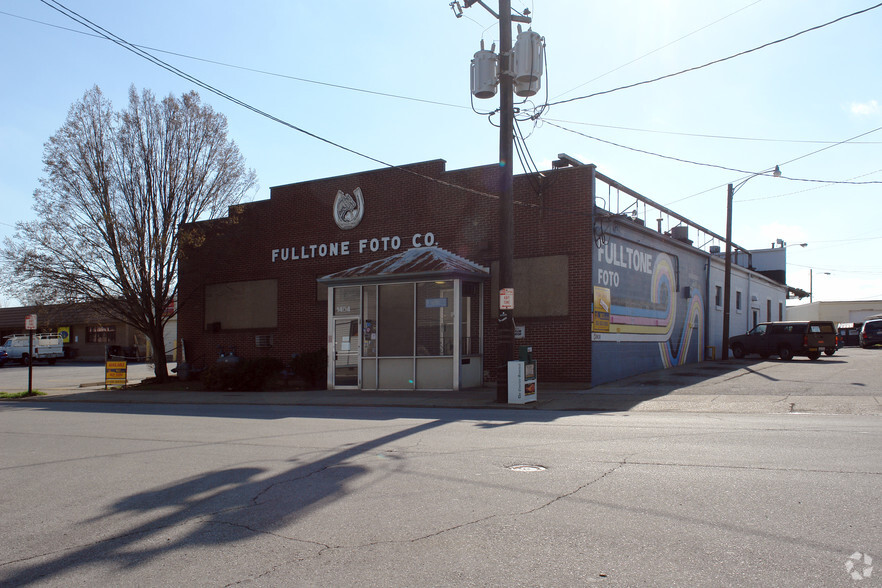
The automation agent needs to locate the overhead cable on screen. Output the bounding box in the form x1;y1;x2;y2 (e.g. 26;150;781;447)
39;0;506;205
544;2;882;109
4;8;466;110
544;120;882;186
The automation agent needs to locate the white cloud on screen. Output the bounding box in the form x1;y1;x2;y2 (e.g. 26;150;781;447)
850;100;879;116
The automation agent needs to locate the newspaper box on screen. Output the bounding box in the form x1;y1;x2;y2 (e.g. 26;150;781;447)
507;360;537;404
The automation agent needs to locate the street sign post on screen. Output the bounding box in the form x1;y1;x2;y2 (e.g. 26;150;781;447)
25;314;36;394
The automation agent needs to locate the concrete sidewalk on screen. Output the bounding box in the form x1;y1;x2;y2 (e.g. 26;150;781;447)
13;359;881;415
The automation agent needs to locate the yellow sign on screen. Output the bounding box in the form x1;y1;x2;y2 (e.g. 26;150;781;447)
105;360;128;389
593;286;610;332
58;327;71;343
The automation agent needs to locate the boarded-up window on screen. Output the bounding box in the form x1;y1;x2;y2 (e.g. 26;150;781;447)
205;280;278;330
491;255;569;317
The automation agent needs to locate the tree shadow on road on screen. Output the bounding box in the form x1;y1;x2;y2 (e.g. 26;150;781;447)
0;419;446;586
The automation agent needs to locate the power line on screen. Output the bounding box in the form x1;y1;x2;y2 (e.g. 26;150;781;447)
554;0;764;99
789;262;882;275
2;9;467;111
544;120;882;186
28;1;882;236
544;2;882;109
36;0;604;228
778;126;882;168
13;7;879;152
12;2;595;232
542;117;882;146
37;1;507;204
738;168;882;203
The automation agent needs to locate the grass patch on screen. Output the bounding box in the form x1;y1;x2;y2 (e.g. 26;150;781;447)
0;390;46;399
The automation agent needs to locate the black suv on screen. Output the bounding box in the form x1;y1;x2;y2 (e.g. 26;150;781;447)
860;318;882;348
729;321;837;361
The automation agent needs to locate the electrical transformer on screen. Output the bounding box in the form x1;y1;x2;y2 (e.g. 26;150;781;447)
512;27;544;97
470;42;498;99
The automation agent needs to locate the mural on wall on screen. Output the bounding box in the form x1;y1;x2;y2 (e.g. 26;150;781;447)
593;236;704;379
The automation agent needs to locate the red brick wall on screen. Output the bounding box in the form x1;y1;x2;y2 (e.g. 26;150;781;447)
178;160;594;384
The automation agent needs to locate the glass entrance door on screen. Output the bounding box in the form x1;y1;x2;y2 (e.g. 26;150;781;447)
333;317;359;387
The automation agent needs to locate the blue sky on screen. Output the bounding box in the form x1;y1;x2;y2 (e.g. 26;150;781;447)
2;0;881;307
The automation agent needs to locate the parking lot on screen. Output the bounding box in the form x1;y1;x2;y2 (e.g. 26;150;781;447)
0;361;164;392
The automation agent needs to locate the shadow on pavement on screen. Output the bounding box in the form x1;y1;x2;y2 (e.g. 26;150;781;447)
0;419;448;586
3;359;774;415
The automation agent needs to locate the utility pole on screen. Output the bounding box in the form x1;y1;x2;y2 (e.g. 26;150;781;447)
496;0;514;403
452;0;536;401
721;166;781;361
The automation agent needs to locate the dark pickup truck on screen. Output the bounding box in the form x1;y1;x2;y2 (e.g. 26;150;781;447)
729;321;838;361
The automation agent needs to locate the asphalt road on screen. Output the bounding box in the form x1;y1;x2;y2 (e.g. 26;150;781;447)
0;402;879;586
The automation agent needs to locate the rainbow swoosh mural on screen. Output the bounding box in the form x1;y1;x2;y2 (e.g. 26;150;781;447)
608;253;675;336
658;292;704;368
604;252;703;365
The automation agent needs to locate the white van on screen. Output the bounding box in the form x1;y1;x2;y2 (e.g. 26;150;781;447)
1;333;64;365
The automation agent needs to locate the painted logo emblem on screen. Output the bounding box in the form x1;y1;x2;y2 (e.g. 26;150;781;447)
334;187;364;230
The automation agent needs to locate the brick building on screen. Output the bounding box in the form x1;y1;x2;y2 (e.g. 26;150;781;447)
177;158;787;390
0;303;155;361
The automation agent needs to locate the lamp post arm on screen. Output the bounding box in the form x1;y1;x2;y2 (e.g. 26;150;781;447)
730;165;782;197
721;164;780;361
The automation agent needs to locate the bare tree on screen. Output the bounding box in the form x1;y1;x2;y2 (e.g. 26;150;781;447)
1;86;257;381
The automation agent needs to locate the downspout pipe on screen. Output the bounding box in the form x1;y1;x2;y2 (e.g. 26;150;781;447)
705;253;712;360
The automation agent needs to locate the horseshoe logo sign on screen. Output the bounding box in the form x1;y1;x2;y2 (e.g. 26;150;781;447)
333;187;365;230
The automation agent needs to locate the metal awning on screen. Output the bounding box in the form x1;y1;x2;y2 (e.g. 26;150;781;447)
318;246;489;286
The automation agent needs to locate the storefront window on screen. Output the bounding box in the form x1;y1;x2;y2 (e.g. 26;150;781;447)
378;283;414;356
86;325;116;344
333;286;361;316
416;281;454;356
461;281;480;355
362;285;377;358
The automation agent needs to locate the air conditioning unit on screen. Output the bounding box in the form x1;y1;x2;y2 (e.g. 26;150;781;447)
671;225;691;244
255;335;274;348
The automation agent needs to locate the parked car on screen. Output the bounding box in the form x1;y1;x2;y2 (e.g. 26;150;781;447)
729;320;837;361
1;333;64;365
859;318;882;348
0;349;7;367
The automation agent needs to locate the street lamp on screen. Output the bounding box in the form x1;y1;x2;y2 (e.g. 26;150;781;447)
809;268;831;303
721;165;781;360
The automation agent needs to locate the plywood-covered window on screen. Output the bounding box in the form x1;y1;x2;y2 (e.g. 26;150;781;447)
205;279;278;330
491;255;569;317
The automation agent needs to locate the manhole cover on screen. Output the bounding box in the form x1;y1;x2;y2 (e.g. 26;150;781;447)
507;464;547;472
